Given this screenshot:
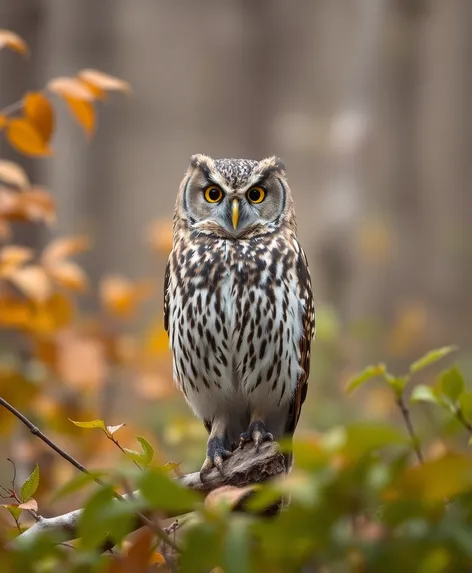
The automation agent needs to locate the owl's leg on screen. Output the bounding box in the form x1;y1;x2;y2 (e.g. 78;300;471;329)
239;415;274;453
200;417;232;480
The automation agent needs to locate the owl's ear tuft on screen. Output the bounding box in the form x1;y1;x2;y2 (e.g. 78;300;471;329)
260;156;286;176
190;154;213;177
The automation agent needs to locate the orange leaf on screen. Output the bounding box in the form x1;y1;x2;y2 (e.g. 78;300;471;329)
0;116;7;130
6;265;52;302
0;296;31;328
78;69;131;94
57;330;106;389
0;160;30;188
18;498;38;511
0;29;29;57
64;96;95;136
48;261;88;292
78;79;107;101
123;528;154;571
24;92;54;142
6;119;52;157
42;235;90;266
0;245;34;273
20;189;56;224
100;276;153;318
0;219;10;240
147;219;173;255
27;293;74;335
47;77;94;101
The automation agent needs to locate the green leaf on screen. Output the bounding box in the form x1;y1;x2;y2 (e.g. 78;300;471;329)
6;504;22;521
345;363;386;393
385;375;408;396
123;448;146;465
410;385;440;405
136;436;154;466
20;464;39;502
51;470;109;502
460;392;472;421
410;346;456;374
1;504;22;522
224;516;250;573
78;486;139;550
69;418;106;431
343;422;407;458
440;366;465;402
139;468;199;512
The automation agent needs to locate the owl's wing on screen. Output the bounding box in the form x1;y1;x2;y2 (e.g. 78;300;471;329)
286;246;315;435
163;257;171;333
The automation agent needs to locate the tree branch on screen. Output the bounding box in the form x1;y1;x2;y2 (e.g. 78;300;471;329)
14;442;284;546
396;396;424;464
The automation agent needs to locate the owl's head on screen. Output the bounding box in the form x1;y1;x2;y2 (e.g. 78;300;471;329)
174;154;296;239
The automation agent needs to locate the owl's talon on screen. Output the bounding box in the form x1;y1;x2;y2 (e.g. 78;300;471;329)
239;420;273;452
199;436;232;481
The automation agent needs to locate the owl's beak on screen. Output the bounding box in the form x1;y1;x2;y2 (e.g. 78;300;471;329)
231;198;239;229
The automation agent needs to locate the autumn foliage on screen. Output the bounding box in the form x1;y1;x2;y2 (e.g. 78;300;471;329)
2;27;472;573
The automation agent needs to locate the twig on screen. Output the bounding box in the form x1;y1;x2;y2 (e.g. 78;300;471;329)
0;397;92;477
396;396;424;464
454;407;472;434
0;397;179;550
0;98;24;118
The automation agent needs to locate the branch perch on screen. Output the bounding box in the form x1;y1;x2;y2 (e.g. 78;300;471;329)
15;442;284;546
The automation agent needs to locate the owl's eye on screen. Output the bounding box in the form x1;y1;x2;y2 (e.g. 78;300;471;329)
204;185;223;203
246;186;265;204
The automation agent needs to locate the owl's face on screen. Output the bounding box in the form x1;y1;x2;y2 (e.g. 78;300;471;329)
176;154;295;239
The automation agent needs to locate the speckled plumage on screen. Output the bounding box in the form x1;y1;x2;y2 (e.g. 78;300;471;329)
164;155;315;475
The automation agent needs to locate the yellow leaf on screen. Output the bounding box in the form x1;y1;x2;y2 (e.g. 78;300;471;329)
0;29;29;57
385;453;472;503
0;160;30;188
18;499;38;511
78;69;131;93
64;96;95;136
0;115;7;130
24;92;54;142
69;419;106;431
6;119;52;157
42;235;90;266
6;265;52;302
47;77;94;100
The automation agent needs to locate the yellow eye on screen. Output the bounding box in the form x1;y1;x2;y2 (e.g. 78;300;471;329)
204;185;223;203
246;186;265;204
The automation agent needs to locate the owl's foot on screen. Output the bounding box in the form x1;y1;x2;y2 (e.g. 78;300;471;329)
239;420;273;453
200;436;232;481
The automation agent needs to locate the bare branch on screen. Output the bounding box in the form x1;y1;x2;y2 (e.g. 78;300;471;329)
15;442;284;547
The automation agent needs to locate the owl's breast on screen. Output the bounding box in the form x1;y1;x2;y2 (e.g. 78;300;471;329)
169;235;303;421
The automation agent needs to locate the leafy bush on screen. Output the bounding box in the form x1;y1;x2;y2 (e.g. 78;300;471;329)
1;29;472;573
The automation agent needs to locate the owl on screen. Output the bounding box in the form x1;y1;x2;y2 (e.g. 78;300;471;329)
164;154;315;478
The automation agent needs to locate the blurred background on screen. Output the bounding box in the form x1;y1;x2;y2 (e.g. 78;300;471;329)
0;0;471;511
